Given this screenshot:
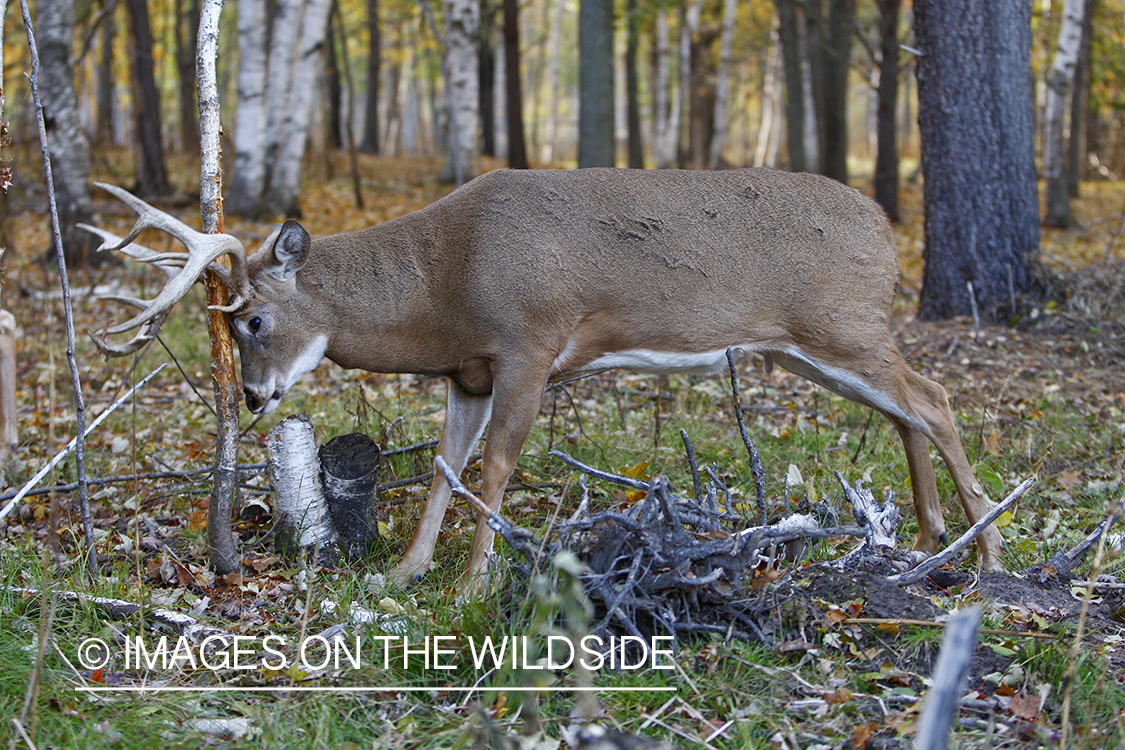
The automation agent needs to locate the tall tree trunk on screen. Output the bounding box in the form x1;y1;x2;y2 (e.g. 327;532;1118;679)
175;0;200;152
754;17;781;168
360;0;381;153
325;5;344;151
1043;0;1086;227
821;0;852;183
775;0;806;171
96;10;116;147
874;0;901;222
441;0;481;184
653;9;677;168
687;6;716;169
479;0;496;158
625;0;644;168
708;0;738;169
503;0;528;168
38;0;95;266
1067;0;1096;197
227;0;269;217
543;0;565;164
125;0;171;197
915;0;1039;320
578;0;615;167
265;0;334;214
678;0;697;167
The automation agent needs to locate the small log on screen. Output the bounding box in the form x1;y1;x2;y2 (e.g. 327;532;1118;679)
319;432;382;558
267;415;338;559
914;606;982;750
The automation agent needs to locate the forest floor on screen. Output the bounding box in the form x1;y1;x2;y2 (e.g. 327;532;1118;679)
0;152;1124;749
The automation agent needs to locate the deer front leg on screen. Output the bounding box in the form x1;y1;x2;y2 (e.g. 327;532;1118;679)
388;380;492;586
461;365;549;594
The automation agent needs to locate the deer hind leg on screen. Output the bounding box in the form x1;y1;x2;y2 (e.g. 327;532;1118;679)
897;369;1003;570
772;346;1002;571
389;380;492;586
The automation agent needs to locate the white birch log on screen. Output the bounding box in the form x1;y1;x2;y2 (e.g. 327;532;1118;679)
267;415;338;553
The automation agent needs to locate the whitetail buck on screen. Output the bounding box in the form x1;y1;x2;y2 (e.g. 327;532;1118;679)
84;168;1003;587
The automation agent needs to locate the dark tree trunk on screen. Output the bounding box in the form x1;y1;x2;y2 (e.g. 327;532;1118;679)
775;0;806;172
688;24;718;169
361;0;381;153
1068;0;1096;198
915;0;1039;321
175;0;200;152
479;0;496;158
821;0;852;183
624;0;643;168
325;7;344;151
804;0;826;172
125;0;171;197
874;0;901;222
96;10;116;147
578;0;615;167
503;0;528;168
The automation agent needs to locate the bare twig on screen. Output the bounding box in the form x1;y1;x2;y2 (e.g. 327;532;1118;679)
726;347;767;524
0;364;167;521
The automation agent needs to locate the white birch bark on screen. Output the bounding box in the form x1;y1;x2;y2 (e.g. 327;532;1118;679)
226;0;268;215
268;416;338;551
653;10;674;168
1043;0;1086;225
754;19;781;168
267;0;334;214
708;0;739;169
263;0;304;179
441;0;480;185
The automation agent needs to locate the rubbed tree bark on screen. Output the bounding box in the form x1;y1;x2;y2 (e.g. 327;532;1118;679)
624;0;643;168
175;0;200;152
915;0;1039;320
124;0;171;197
821;0;852;183
361;0;381;153
38;0;96;267
578;0;615;167
503;0;528;168
1043;0;1086;227
775;0;806;172
199;0;241;576
874;0;901;222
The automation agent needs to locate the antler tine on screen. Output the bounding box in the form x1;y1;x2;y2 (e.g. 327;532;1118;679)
77;222;181;280
88;183;253;342
89;313;167;357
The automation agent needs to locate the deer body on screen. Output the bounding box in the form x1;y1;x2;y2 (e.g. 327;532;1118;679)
88;168;1003;588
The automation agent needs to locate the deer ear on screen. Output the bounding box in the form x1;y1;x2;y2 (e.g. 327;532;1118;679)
263;220;311;281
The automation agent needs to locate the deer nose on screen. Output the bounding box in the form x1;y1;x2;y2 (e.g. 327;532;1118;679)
244;388;264;413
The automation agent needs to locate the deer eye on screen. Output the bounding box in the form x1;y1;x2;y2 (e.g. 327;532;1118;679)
248;317;262;334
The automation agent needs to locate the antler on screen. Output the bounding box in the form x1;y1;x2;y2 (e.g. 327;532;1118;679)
79;182;253;356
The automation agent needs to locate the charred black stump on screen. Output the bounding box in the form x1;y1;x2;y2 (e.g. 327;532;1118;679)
319;433;382;558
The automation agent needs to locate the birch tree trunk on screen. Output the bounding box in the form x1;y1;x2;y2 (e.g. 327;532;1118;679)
37;0;95;266
1043;0;1086;228
753;19;781;168
441;0;481;184
265;0;334;215
199;0;241;576
226;0;269;216
708;0;739;169
653;9;676;168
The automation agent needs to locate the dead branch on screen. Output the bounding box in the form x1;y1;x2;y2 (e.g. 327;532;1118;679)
725;347;767;524
888;477;1036;586
914;606;983;750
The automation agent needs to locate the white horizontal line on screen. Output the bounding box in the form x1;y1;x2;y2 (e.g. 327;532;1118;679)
76;685;676;693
